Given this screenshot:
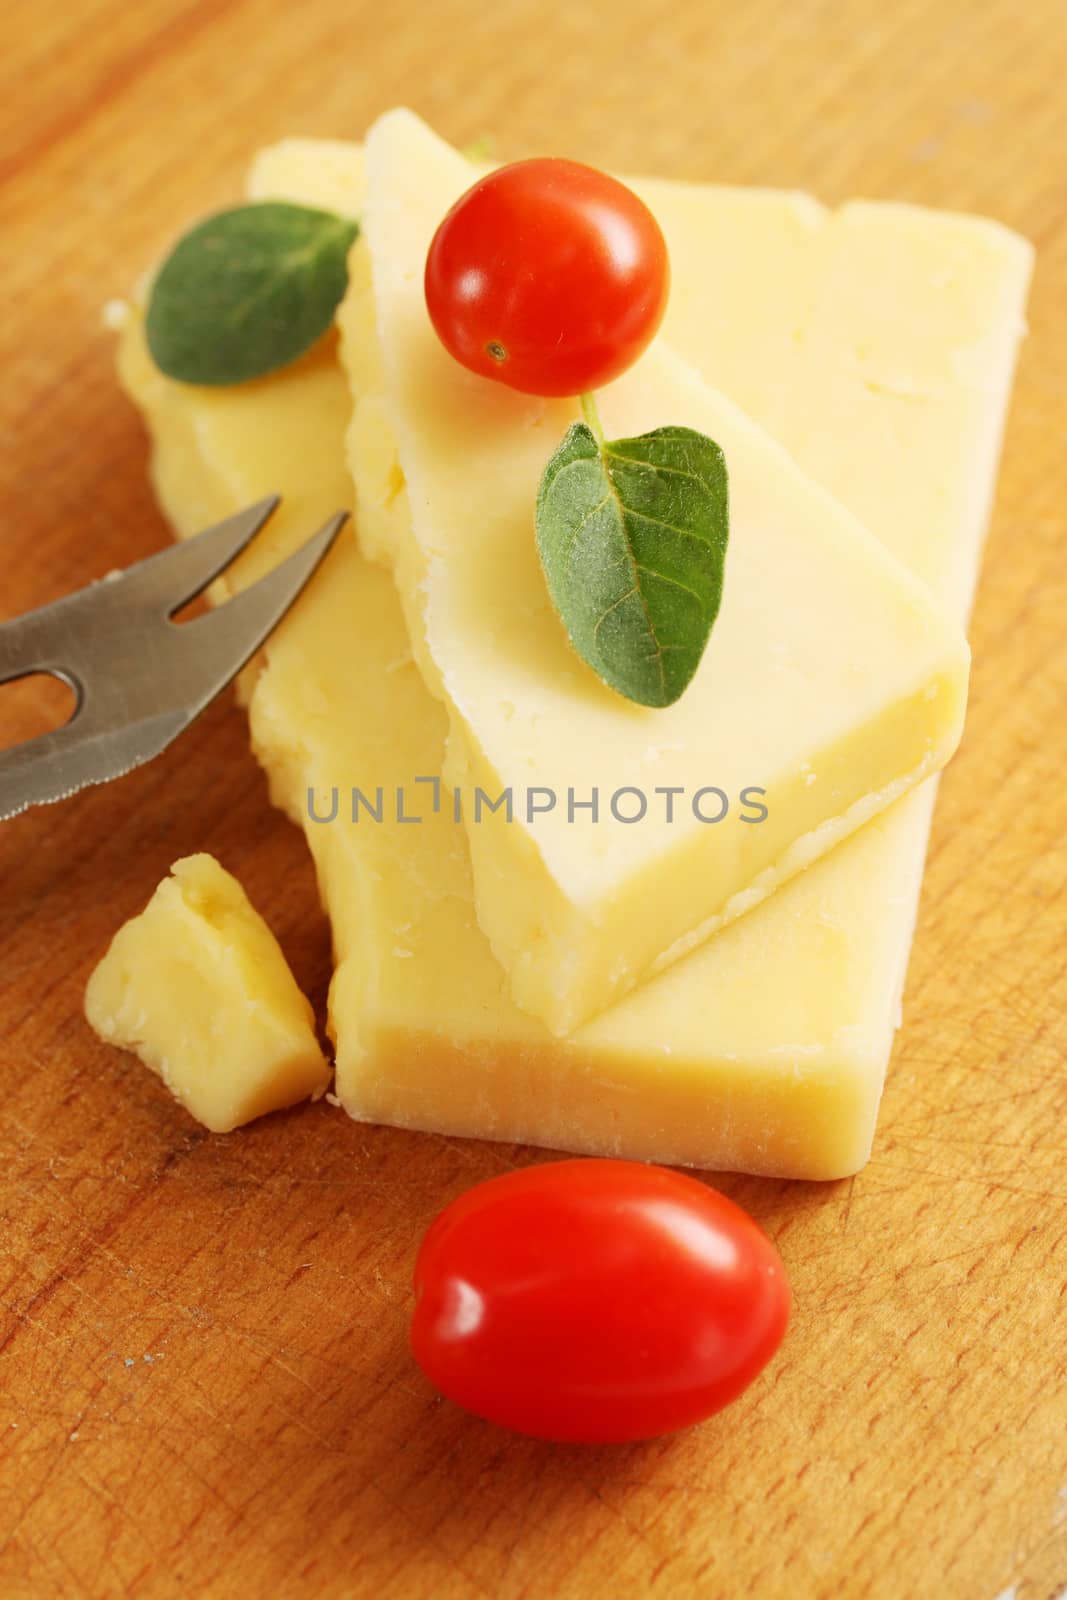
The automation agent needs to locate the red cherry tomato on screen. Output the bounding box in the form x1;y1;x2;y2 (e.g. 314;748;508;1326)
424;159;670;398
410;1159;790;1443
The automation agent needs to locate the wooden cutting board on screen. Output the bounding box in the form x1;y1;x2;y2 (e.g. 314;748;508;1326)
2;2;1065;1596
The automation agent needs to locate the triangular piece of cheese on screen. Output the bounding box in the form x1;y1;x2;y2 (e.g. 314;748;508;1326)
339;108;969;1035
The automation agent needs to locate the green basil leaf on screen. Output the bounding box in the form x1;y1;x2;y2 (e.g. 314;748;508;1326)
536;421;729;708
145;202;360;386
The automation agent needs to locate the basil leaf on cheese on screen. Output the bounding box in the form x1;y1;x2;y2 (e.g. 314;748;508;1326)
145;202;359;386
536;420;729;708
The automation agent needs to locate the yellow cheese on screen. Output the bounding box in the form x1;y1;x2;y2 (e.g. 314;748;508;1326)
248;539;931;1177
338;109;970;1035
647;180;1031;616
114;136;1029;1177
85;854;329;1132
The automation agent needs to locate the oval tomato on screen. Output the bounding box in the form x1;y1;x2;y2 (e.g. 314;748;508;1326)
410;1159;790;1443
424;158;670;397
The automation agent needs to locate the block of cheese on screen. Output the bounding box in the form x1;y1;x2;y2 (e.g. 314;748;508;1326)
338;109;971;1036
645;180;1029;620
85;854;329;1132
114;137;1030;1178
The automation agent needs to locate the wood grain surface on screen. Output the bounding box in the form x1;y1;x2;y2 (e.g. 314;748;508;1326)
1;2;1065;1596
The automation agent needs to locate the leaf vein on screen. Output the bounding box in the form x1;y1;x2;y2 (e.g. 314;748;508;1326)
605;449;711;483
633;563;707;612
591;587;639;642
562;494;612;563
600;462;667;701
624;506;719;552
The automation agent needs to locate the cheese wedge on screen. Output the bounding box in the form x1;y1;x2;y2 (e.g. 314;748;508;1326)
85;854;329;1132
337;109;970;1036
114;137;1029;1177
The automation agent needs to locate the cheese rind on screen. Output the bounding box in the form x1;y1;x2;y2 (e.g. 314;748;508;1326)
115;137;1030;1178
85;854;329;1132
338;109;971;1035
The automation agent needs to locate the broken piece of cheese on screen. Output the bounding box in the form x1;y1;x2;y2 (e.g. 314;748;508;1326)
115;138;1030;1178
338;109;971;1036
85;854;329;1132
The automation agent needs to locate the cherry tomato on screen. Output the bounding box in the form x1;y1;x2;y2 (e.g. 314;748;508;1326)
424;159;670;398
410;1159;790;1443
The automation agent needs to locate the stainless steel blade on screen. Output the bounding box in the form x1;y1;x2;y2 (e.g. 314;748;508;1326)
0;510;346;822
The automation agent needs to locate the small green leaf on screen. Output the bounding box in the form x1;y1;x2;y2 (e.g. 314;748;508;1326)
145;202;360;386
536;421;729;708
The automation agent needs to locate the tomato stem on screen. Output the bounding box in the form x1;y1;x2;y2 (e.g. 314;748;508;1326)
580;390;605;447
